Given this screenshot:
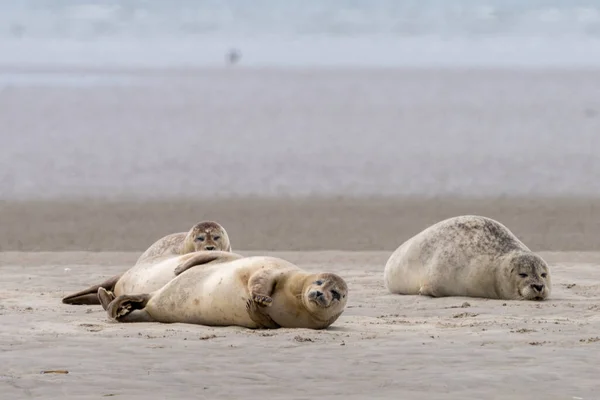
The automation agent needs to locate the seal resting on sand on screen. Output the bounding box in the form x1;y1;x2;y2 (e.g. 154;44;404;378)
62;250;242;306
62;221;232;305
136;221;232;264
383;215;551;301
100;253;349;329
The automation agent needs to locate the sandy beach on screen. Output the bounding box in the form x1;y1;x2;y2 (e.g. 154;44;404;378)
2;63;600;399
1;250;599;399
4;0;600;397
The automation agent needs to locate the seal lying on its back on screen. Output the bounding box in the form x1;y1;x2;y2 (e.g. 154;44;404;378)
62;221;233;305
62;250;242;305
383;215;551;301
136;220;232;264
100;253;349;329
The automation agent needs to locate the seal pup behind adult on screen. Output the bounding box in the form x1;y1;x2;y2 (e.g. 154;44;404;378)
61;220;233;305
62;250;242;306
100;253;349;330
384;215;551;301
136;220;232;264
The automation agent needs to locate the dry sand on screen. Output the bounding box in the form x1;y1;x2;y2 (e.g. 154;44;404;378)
1;250;600;399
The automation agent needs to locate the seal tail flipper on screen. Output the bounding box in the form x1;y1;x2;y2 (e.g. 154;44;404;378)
61;274;122;305
174;251;244;276
106;293;154;323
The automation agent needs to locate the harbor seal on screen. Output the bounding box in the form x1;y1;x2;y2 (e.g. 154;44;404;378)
136;220;232;264
383;215;551;301
101;254;349;329
62;250;243;305
62;221;232;305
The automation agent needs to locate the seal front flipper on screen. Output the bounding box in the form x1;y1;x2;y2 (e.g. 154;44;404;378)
62;274;122;305
174;251;244;276
106;293;155;323
418;284;441;298
245;299;280;329
251;294;273;307
247;269;283;306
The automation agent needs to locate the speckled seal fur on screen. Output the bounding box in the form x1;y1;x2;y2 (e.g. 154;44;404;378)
383;215;551;301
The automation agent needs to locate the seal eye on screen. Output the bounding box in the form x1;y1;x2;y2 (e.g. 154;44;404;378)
518;273;528;278
541;273;547;278
314;280;323;286
213;235;220;241
195;236;205;242
331;290;341;301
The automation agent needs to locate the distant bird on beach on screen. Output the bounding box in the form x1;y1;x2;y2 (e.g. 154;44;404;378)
226;48;241;66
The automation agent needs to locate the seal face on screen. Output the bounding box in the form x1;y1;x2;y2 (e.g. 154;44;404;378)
183;221;231;253
304;273;348;312
102;255;349;330
509;253;550;301
383;215;552;301
137;221;232;265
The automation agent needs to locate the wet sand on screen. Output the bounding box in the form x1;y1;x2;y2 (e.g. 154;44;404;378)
1;196;600;252
1;250;599;399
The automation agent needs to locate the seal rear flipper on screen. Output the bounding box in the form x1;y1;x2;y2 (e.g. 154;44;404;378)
114;309;154;323
245;299;280;329
174;251;244;276
97;288;116;311
106;293;154;323
62;274;122;305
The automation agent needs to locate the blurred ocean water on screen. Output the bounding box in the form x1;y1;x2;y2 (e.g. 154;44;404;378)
1;2;600;200
1;69;599;199
2;1;600;67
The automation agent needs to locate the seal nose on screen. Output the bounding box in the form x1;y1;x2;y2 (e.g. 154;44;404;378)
204;245;216;251
531;284;544;292
314;290;323;298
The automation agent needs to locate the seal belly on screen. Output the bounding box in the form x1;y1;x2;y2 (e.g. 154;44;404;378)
193;270;255;327
147;265;257;327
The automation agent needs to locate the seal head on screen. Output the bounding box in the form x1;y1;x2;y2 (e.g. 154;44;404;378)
507;253;551;301
303;273;348;321
182;221;231;253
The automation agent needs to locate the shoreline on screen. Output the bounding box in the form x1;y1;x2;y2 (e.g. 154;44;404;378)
2;196;599;252
3;64;600;78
